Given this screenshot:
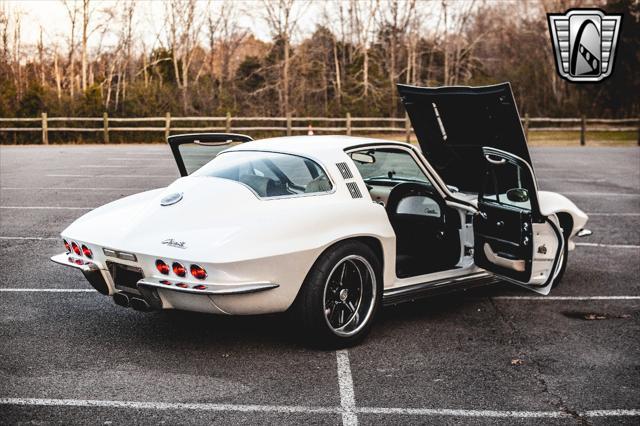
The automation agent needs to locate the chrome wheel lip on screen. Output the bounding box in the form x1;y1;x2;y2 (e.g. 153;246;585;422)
322;254;377;338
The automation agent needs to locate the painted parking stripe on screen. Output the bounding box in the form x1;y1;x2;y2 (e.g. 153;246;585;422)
0;398;637;419
357;406;640;418
575;242;639;249
0;398;335;414
47;174;171;178
560;192;639;197
0;289;96;293
492;295;640;301
585;213;640;217
0;236;58;240
336;350;357;425
0;206;93;210
1;187;147;191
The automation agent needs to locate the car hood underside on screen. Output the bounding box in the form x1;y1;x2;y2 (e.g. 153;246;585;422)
397;82;532;193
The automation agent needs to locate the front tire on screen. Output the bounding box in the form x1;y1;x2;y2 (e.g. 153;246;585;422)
551;236;569;288
293;240;382;348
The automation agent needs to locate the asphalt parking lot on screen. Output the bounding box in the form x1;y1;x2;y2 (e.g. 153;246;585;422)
0;143;638;425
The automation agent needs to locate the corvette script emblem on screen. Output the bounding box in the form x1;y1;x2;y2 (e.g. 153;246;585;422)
161;238;186;249
547;9;622;83
160;192;183;206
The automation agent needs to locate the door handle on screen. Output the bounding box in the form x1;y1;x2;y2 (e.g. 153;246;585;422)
478;212;487;219
484;154;506;165
496;220;504;227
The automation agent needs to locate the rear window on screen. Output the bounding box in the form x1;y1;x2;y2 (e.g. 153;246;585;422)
192;151;332;198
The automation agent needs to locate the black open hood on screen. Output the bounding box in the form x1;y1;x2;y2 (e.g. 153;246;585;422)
398;83;531;192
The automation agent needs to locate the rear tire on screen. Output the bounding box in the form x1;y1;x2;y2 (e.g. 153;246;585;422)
292;240;382;348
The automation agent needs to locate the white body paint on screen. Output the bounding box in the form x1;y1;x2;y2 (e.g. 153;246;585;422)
54;136;589;315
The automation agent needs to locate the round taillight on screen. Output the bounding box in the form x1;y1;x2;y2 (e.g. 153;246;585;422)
193;284;207;290
81;245;93;258
172;262;186;277
156;260;170;275
63;240;71;253
159;280;172;285
71;242;81;256
190;264;207;280
176;282;188;288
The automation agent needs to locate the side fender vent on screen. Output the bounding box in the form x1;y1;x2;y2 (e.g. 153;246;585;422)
346;182;362;199
336;162;353;179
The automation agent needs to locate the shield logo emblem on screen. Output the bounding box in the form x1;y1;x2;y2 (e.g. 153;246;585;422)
548;9;622;82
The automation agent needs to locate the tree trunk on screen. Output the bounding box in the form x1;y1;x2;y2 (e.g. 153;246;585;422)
81;0;89;92
283;36;290;117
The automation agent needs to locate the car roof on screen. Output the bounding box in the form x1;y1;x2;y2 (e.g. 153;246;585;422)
227;135;412;158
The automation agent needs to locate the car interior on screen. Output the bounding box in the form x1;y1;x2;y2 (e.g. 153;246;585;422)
350;148;462;278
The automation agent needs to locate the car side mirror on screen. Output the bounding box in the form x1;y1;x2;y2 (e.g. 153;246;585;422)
506;188;529;203
351;152;375;164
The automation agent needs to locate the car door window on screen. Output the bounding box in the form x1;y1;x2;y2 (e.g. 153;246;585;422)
350;148;433;186
483;159;532;210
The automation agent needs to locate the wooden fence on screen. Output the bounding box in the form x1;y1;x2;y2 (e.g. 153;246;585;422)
0;113;638;145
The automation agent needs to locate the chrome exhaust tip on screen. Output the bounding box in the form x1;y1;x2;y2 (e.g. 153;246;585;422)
130;297;153;312
113;292;130;308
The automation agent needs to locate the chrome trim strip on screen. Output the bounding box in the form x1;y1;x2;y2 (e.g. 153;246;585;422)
382;272;498;305
576;228;593;238
50;252;99;273
137;277;279;296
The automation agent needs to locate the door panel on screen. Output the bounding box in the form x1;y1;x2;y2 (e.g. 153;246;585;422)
474;202;533;283
167;133;253;176
474;148;562;295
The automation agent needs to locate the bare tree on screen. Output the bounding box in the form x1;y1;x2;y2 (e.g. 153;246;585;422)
165;0;203;113
261;0;308;116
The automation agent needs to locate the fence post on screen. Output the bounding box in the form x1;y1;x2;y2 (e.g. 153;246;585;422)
286;113;292;136
164;112;171;140
346;112;351;136
524;113;530;142
580;115;586;146
102;112;109;144
405;113;411;144
226;112;232;133
41;112;48;145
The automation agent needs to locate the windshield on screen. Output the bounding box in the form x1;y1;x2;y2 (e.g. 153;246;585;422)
350;148;432;185
192;151;332;198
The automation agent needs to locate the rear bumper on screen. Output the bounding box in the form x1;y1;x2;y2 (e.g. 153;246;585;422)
50;253;110;295
51;252;281;313
137;277;279;295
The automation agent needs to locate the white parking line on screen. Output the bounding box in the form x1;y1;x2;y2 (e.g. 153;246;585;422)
336;350;358;425
0;398;637;419
492;295;640;301
586;213;640;217
0;398;335;414
561;192;639;197
1;187;147;191
538;178;607;183
47;174;171;178
576;242;640;249
0;289;96;292
0;206;93;210
357;407;640;418
0;236;58;240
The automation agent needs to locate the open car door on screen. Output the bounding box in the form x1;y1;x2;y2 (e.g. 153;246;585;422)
167;133;253;176
473;147;563;295
398;82;531;194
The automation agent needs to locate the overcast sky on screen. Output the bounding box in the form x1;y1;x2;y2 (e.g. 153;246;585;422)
6;0;340;49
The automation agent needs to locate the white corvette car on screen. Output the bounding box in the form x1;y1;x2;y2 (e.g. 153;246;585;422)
52;83;591;346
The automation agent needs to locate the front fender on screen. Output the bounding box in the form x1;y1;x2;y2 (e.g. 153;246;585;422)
537;191;589;249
